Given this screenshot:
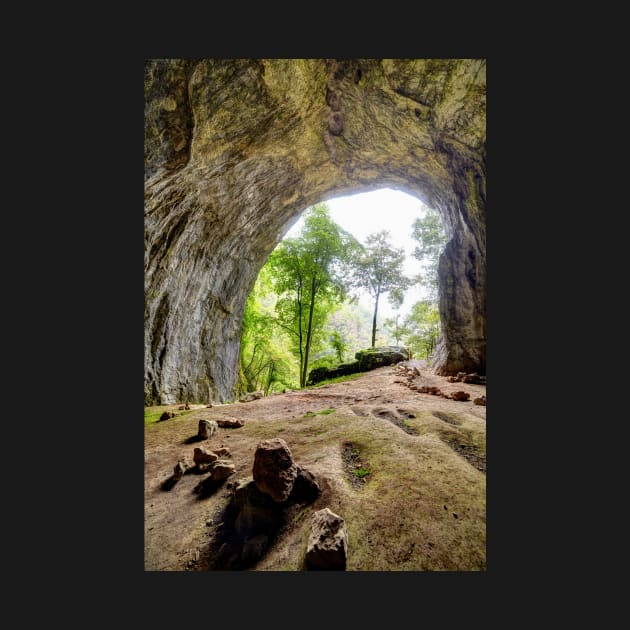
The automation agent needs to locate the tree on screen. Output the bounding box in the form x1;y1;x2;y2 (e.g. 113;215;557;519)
410;208;447;300
353;230;410;347
238;265;298;395
400;300;441;359
268;204;359;387
384;312;404;344
329;330;347;363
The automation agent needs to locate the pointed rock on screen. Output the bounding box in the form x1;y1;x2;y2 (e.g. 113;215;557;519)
305;508;348;570
252;438;298;502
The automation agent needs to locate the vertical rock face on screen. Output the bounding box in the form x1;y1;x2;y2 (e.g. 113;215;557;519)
144;58;486;404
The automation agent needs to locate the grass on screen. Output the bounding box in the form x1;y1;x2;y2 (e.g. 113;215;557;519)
303;408;336;418
144;406;193;426
305;373;363;388
353;467;371;478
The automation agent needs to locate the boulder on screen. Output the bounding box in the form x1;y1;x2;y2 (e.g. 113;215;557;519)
473;395;486;406
198;419;218;439
306;347;410;385
159;411;175;421
305;508;348;570
355;347;410;371
252;438;298;502
216;418;245;428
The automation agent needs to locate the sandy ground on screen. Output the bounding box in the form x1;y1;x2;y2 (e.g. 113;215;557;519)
144;361;486;571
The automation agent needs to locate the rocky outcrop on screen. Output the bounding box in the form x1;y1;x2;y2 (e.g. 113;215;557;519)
252;438;298;502
144;59;486;404
307;346;410;385
211;441;321;569
305;508;348;570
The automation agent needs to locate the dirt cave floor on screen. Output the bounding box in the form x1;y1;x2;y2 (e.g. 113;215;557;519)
144;361;486;571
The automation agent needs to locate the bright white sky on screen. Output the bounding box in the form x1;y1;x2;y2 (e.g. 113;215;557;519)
285;188;436;319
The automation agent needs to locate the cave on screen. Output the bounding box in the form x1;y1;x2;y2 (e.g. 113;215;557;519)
144;59;486;405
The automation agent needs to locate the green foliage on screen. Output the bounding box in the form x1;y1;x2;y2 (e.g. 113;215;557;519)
238;265;299;396
268;204;360;387
329;330;348;363
383;313;404;344
305;372;362;388
400;300;441;359
304;408;336;418
353;230;411;347
410;208;447;300
143;408;192;426
353;467;371;478
326;300;376;356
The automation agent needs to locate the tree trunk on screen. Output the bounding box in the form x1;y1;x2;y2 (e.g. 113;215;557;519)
301;277;318;387
371;291;380;348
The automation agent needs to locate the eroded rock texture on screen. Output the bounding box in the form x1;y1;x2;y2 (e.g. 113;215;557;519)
145;59;486;404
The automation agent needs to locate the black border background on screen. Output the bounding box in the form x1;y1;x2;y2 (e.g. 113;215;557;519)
14;15;589;620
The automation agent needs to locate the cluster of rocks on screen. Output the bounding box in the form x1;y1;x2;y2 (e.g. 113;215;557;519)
307;346;410;385
446;372;486;385
213;438;347;570
169;418;243;486
394;364;486;405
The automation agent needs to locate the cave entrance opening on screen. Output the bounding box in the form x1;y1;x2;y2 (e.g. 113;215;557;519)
237;187;448;396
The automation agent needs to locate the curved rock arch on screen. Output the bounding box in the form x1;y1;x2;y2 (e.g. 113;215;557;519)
144;58;486;404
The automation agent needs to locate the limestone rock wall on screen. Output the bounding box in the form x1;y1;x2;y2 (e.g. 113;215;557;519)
144;59;486;404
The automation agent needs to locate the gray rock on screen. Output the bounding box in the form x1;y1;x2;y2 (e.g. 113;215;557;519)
305;508;348;570
252;438;298;502
239;390;264;403
144;59;486;405
198;419;218;439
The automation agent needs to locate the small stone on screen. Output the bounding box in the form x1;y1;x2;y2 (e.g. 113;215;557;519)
450;391;470;402
209;460;236;481
473;396;486;406
159;411;175;421
216;418;245;428
214;447;231;457
193;447;218;465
